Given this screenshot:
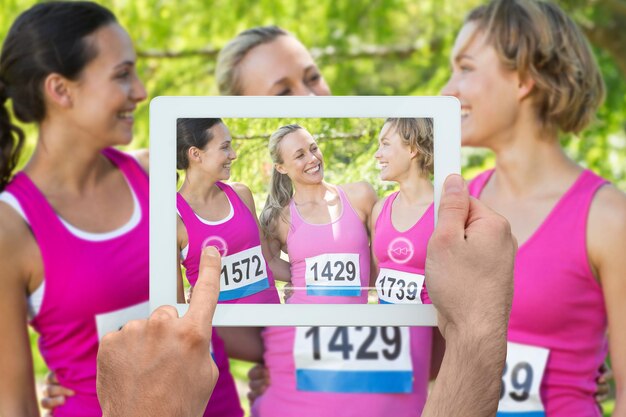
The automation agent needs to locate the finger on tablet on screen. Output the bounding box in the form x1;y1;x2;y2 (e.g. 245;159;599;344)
184;246;221;330
436;174;469;240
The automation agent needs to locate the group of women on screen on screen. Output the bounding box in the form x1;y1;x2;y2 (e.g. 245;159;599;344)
0;1;623;417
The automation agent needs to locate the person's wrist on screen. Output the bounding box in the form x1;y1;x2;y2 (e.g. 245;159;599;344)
442;315;508;351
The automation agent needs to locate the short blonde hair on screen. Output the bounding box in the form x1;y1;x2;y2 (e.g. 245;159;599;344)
385;118;433;175
465;0;604;133
216;26;288;96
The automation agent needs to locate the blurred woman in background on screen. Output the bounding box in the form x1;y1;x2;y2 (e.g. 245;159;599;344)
442;1;626;415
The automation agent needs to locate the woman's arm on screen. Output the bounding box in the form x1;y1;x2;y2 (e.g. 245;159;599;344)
342;182;378;289
341;181;378;226
231;182;291;282
0;205;41;417
589;186;626;416
216;327;265;363
369;198;384;288
176;216;188;304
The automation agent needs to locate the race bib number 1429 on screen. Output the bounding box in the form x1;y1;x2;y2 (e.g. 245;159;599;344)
294;326;413;393
304;253;361;297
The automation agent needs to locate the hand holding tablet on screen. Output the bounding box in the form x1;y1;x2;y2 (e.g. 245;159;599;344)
97;247;222;417
97;175;515;417
150;96;461;326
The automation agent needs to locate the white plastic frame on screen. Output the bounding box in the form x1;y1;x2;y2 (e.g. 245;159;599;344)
150;96;460;326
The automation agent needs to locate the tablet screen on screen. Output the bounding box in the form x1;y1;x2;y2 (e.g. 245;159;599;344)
151;97;459;326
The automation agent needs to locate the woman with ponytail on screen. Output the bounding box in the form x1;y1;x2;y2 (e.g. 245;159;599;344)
176;118;286;306
174;119;290;405
0;3;149;415
252;124;437;417
216;27;443;417
259;124;376;304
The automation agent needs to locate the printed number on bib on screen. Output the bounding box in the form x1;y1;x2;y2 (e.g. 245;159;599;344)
304;253;361;296
219;245;269;301
376;268;424;304
294;326;413;393
95;301;150;341
497;342;549;417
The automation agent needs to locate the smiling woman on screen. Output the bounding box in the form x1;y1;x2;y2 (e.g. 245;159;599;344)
216;26;331;96
0;2;149;416
441;1;626;416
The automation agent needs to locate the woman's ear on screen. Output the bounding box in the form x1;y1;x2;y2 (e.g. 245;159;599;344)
275;163;287;175
517;73;536;101
43;73;73;108
188;147;202;164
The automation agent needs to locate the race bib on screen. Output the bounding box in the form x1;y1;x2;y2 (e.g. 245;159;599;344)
376;268;424;304
294;326;413;393
95;301;150;341
219;245;269;301
304;253;361;296
497;342;549;417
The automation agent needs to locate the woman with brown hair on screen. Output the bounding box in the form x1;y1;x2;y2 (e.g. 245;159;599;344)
442;1;626;415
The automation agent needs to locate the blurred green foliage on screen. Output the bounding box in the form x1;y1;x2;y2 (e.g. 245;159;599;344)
1;0;624;192
2;0;623;413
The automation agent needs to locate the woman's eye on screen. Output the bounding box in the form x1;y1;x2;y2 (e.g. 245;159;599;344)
307;74;321;83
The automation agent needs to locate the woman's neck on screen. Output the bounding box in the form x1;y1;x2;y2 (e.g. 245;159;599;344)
292;181;332;204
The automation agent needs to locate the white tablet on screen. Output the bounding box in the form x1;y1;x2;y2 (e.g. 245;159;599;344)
150;96;460;326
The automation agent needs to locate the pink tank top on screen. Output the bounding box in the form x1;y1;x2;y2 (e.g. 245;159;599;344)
256;325;431;417
469;169;608;417
177;181;278;304
373;192;432;304
285;186;370;304
5;149;148;416
6;150;242;417
256;187;428;417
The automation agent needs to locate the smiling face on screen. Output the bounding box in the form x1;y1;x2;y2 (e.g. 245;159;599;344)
374;122;414;182
237;35;331;96
275;128;324;185
195;123;237;181
441;22;523;148
66;23;146;146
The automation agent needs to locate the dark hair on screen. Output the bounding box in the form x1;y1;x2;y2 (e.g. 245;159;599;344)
0;1;117;191
176;118;224;170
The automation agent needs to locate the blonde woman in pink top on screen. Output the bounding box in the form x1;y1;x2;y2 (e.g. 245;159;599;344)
255;124;437;417
441;1;626;416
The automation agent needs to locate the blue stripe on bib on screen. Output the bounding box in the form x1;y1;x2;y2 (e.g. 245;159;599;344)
218;278;269;301
296;369;413;393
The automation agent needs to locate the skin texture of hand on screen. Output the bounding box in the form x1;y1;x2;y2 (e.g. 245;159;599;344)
96;247;221;417
421;174;516;417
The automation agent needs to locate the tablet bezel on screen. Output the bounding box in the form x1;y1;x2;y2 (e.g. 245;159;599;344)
149;96;460;326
